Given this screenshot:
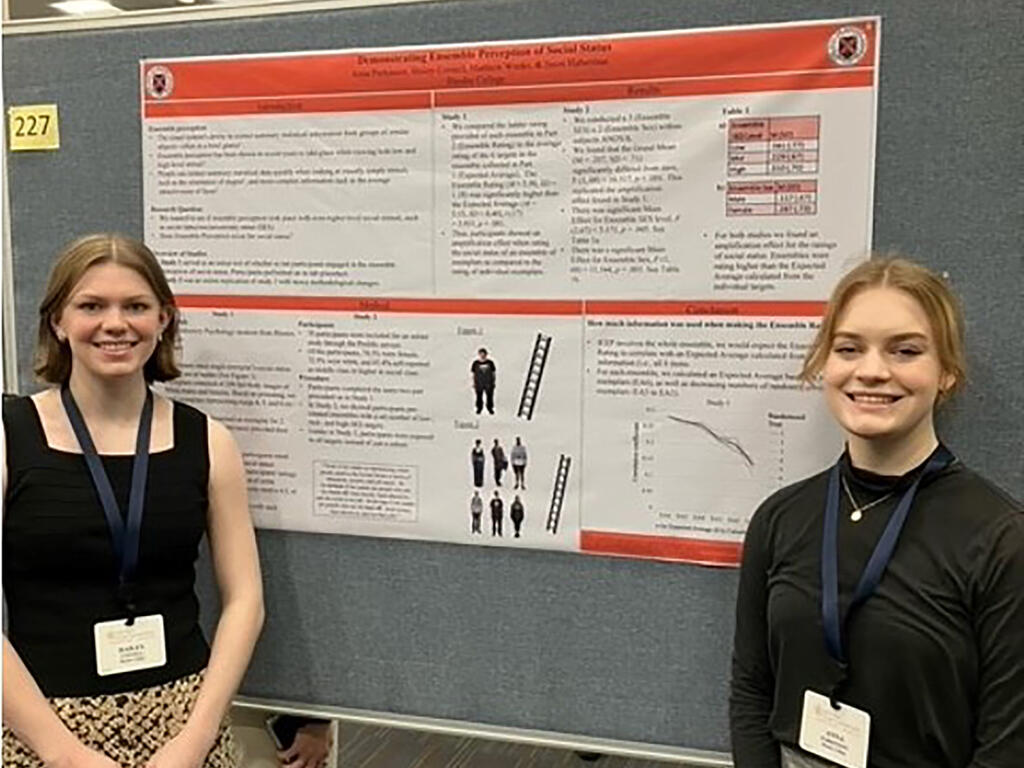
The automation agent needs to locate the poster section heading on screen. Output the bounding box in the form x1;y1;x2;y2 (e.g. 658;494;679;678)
143;18;879;565
141;23;876;116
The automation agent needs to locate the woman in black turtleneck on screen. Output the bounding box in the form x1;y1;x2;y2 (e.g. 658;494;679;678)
729;258;1023;768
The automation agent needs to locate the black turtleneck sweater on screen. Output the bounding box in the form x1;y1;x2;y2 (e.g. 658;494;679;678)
729;447;1024;768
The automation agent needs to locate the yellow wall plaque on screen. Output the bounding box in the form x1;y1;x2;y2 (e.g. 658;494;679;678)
8;104;60;151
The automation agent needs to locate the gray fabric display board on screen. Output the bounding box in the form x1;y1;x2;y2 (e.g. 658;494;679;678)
3;0;1021;756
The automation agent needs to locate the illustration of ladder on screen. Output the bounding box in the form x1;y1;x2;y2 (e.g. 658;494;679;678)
517;333;552;420
546;454;571;534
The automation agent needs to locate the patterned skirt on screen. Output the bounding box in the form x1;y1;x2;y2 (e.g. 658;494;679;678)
2;670;239;767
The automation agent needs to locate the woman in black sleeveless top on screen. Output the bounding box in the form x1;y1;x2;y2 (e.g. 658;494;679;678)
3;234;264;768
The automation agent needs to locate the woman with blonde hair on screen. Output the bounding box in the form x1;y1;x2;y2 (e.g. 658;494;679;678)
3;234;264;767
729;257;1023;767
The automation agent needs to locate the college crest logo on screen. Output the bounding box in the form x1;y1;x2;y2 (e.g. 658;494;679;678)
827;26;867;67
146;66;174;99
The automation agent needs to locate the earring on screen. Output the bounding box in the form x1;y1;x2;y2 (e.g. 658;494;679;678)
55;331;66;343
158;331;164;343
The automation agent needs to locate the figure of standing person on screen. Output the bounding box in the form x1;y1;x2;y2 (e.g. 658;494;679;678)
729;257;1024;768
2;234;264;767
490;491;504;537
510;436;527;489
471;439;485;488
491;438;507;487
471;347;496;415
510;495;525;538
470;490;483;534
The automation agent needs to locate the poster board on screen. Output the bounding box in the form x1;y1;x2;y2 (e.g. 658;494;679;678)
140;19;878;564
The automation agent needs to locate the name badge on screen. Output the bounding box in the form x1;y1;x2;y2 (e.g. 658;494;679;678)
93;614;167;676
798;689;870;768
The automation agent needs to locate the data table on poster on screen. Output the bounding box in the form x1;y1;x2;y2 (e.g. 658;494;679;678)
727;116;822;177
142;17;879;564
726;181;819;217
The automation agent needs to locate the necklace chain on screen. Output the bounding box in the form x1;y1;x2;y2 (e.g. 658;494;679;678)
841;476;896;522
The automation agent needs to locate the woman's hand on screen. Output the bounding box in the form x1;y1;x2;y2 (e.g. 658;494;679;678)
4;638;122;768
277;722;331;768
44;742;122;768
142;729;211;768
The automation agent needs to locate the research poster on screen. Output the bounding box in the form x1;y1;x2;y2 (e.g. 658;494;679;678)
142;18;879;564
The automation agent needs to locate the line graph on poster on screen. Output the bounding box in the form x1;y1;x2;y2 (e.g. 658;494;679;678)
632;405;791;539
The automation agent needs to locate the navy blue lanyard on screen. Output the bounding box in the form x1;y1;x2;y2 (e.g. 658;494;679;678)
821;446;954;679
61;385;153;619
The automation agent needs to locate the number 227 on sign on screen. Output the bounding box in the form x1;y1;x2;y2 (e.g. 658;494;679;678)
8;104;60;151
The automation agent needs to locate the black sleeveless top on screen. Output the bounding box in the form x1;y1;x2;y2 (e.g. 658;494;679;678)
2;395;211;696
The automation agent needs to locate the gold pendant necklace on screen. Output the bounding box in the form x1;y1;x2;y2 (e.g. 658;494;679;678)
841;476;895;522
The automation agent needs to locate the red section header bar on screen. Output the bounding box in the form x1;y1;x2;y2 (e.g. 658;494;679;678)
434;71;871;109
146;92;431;119
580;530;742;566
586;301;826;316
176;296;825;317
143;20;877;117
176;295;584;315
